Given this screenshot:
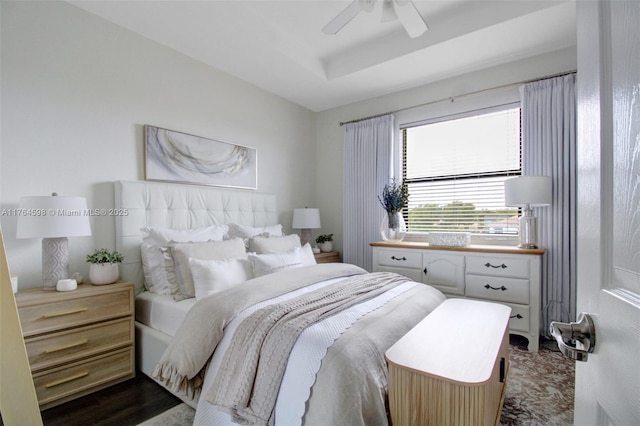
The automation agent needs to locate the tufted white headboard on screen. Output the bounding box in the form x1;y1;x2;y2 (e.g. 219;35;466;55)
114;180;278;294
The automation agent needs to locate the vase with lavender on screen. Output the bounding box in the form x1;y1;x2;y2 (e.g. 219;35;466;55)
378;179;408;242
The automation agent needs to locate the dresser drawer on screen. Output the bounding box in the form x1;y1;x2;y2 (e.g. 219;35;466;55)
32;347;134;408
18;286;133;337
25;317;134;371
465;256;529;278
505;303;530;333
377;249;422;269
465;274;529;304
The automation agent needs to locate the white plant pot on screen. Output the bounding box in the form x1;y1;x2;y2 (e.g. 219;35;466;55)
89;263;119;285
318;241;333;252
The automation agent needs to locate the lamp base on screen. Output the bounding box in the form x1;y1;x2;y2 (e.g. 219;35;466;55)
42;237;69;290
300;229;312;247
518;210;538;249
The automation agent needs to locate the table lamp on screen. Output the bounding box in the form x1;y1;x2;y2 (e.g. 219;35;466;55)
16;193;92;290
292;207;321;247
504;176;551;249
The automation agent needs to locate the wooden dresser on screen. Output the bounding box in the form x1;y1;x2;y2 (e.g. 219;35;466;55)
314;251;341;263
386;298;511;426
16;281;135;410
371;241;543;352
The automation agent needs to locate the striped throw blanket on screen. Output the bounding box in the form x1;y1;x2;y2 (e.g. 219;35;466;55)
207;272;409;425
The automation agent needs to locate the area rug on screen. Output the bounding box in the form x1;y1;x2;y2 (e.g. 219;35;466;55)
139;340;574;426
137;403;195;426
500;338;575;425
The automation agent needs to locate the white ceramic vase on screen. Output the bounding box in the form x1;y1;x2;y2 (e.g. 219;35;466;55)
89;263;119;285
318;241;333;252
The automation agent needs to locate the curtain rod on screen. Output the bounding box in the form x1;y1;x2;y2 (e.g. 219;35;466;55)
338;70;576;127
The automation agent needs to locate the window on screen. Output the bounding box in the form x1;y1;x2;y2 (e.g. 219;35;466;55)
402;106;521;235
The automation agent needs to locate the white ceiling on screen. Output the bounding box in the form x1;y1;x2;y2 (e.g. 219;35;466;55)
68;0;577;112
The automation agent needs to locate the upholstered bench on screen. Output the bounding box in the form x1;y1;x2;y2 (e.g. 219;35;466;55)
386;298;511;426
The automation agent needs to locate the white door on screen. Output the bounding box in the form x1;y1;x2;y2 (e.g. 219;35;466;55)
572;0;640;424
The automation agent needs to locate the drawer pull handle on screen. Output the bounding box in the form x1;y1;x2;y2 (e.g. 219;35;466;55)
484;284;507;291
423;267;428;275
510;314;523;319
43;307;88;318
484;262;507;269
45;339;89;354
44;371;89;388
390;256;407;261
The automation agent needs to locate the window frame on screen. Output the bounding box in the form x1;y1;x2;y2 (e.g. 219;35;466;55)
393;91;523;245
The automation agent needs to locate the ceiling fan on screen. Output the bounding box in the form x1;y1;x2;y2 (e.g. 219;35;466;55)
322;0;428;38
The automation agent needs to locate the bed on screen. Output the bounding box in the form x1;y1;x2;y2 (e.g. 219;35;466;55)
114;180;446;425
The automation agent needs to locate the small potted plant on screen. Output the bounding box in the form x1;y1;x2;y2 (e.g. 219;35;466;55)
86;248;124;285
315;233;334;253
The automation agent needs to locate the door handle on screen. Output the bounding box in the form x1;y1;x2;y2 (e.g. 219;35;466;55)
549;312;596;362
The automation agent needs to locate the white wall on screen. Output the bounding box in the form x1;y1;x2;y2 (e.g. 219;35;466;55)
0;1;316;289
315;47;577;254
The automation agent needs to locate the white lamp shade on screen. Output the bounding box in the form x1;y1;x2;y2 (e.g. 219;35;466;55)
504;176;552;207
16;195;92;238
292;208;321;229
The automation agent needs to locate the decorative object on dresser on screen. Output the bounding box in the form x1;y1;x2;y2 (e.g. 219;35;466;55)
15;281;135;410
315;233;334;252
378;178;408;242
16;193;92;290
386;298;511;426
427;231;471;247
291;207;321;247
371;241;544;352
144;125;257;189
504;176;552;249
313;251;341;263
86;248;124;285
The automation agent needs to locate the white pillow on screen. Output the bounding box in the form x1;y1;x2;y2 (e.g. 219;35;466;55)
248;247;305;277
139;225;227;294
163;238;247;300
190;257;253;300
299;243;317;266
248;234;301;254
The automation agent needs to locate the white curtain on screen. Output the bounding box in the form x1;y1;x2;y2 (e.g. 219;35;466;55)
520;73;577;338
343;115;395;271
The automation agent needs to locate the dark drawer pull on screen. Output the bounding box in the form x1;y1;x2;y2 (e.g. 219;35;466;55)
484;284;507;291
390;256;407;261
510;314;523;319
485;262;507;269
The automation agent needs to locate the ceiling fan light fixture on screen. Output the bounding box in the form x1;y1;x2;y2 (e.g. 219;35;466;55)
322;0;427;38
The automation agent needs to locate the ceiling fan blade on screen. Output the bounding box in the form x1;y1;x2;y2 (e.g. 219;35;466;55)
322;1;363;35
393;0;428;38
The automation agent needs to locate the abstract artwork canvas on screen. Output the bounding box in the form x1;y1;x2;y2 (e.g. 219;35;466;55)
144;125;257;189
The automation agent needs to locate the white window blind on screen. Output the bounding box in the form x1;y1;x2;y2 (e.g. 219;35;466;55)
402;106;521;234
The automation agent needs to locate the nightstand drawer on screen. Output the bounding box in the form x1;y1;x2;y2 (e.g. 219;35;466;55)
18;285;133;337
465;274;529;304
466;256;529;278
25;317;134;371
32;347;134;408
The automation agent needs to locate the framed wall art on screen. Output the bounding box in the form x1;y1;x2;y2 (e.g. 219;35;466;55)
144;125;257;189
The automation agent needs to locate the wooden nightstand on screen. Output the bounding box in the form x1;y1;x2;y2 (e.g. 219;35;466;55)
386;299;510;426
15;280;135;410
314;251;341;263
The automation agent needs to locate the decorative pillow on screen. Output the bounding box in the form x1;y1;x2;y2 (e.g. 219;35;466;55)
163;238;247;301
189;257;253;300
248;247;305;278
299;243;317;266
248;234;301;254
139;225;227;293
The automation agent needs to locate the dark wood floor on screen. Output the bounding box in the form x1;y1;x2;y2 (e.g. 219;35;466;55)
39;372;182;426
